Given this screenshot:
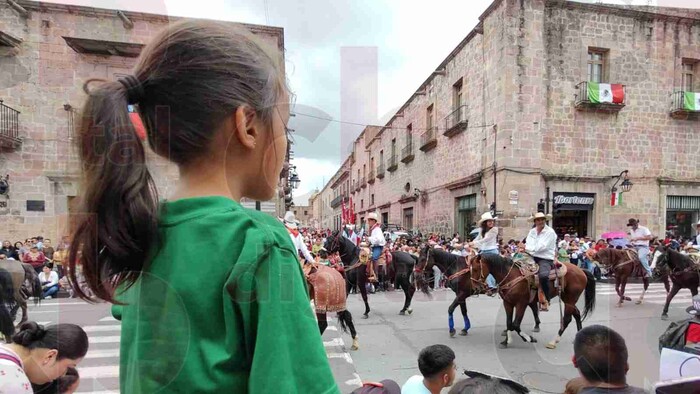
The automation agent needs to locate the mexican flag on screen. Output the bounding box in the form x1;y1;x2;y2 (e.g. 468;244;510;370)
588;82;624;104
684;92;700;111
610;192;623;207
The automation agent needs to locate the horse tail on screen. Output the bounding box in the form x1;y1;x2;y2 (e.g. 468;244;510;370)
0;269;16;339
23;265;42;305
581;269;596;321
337;310;350;334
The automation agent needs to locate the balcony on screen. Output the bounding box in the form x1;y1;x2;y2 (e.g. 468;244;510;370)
419;127;437;152
575;81;626;112
368;170;375;184
350;150;355;165
670;91;700;119
387;155;398;172
354;181;361;192
330;194;349;209
361;177;367;188
401;142;414;163
0;99;21;149
443;105;468;137
376;163;385;179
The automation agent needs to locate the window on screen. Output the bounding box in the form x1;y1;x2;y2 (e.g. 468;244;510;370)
304;210;308;216
370;157;374;169
371;194;375;206
391;139;396;157
406;124;412;145
379;150;384;166
293;210;297;215
361;199;364;208
363;164;366;178
403;208;414;230
682;62;695;92
587;49;606;83
453;78;463;110
426;105;434;130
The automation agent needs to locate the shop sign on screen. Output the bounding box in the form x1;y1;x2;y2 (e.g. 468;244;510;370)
553;194;594;205
509;190;519;205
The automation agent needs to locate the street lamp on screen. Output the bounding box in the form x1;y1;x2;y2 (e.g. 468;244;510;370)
611;170;633;194
289;173;300;190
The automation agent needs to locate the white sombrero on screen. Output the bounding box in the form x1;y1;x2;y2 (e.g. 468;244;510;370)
280;211;299;229
477;212;497;225
367;212;379;222
528;212;552;222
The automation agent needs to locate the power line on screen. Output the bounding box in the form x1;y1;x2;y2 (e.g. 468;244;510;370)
291;111;495;133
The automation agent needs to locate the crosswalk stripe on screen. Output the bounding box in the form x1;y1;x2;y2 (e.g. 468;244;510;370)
100;316;119;322
328;352;353;363
85;349;120;359
89;336;121;344
78;365;119;379
83;325;121;333
324;338;343;347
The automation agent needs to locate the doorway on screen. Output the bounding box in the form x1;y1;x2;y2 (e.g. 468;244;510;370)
553;210;590;238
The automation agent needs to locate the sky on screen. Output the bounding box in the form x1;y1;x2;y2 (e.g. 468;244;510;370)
47;0;698;205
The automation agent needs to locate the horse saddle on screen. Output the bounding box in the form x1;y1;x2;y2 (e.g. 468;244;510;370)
0;260;25;277
548;263;568;280
688;253;700;268
307;265;346;314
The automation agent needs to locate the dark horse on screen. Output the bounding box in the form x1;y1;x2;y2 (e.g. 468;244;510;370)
471;254;595;349
389;251;417;315
324;231;370;318
0;264;41;341
653;245;699;320
592;248;649;307
416;246;541;338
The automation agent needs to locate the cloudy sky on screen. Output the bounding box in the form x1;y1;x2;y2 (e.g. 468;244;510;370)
51;0;696;204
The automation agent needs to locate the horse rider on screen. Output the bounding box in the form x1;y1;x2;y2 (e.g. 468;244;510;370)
281;211;314;265
366;212;385;278
695;221;700;247
627;218;653;277
524;212;557;311
470;212;500;295
343;223;362;247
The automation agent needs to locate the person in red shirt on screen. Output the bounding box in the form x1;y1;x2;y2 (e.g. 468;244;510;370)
593;239;607;252
23;245;46;274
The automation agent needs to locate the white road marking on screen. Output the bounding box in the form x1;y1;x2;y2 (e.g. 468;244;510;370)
324;338;344;347
345;373;363;388
83;325;121;333
85;349;120;359
328;352;354;363
88;336;121;344
100;316;119;322
77;366;120;379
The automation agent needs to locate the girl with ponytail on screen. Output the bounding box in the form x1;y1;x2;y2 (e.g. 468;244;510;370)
0;322;88;392
68;20;338;393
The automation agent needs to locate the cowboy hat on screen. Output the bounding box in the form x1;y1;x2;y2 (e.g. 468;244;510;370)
696;220;700;227
280;211;299;229
367;212;379;222
626;218;639;227
527;212;552;222
477;212;497;225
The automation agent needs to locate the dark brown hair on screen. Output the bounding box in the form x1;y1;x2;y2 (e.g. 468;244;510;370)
68;20;286;302
12;322;88;360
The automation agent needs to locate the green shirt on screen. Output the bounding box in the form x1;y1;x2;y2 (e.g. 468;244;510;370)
112;197;339;393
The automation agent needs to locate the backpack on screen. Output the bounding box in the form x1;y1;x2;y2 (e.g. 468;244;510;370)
659;319;691;353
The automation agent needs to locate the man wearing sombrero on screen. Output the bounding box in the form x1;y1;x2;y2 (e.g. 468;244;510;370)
281;211;314;265
627;218;653;277
695;220;700;247
525;212;557;311
366;212;385;273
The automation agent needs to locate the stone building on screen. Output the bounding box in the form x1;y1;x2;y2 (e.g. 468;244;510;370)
0;0;286;241
315;0;700;241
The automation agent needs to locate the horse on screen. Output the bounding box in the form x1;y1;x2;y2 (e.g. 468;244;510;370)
305;263;359;350
591;248;649;307
324;231;371;318
0;261;42;325
470;253;595;349
652;245;699;320
389;251;417;315
0;268;16;341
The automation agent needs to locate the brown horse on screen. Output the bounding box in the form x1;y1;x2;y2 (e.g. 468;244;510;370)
591;248;649;307
470;253;595;349
305;263;359;350
652;245;699;320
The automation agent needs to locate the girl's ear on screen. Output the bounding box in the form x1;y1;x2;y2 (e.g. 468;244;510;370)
232;105;259;150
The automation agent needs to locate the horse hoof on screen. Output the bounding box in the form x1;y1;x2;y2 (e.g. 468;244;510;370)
533;326;540;333
616;303;623;308
399;310;406;316
546;342;557;349
362;314;369;319
459;329;468;336
531;337;538;343
501;329;507;337
635;300;642;305
624;297;632;301
407;308;413;315
449;329;456;337
661;314;669;321
499;342;508;349
351;339;359;351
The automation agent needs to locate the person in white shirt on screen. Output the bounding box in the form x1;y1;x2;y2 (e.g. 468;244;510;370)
401;344;456;394
470;212;499;292
281;211;314;265
524;212;557;311
343;224;363;246
695;221;700;247
627;218;653;277
366;212;385;263
39;264;60;299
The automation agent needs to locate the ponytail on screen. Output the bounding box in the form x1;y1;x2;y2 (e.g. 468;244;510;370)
68;78;158;303
12;322;88;360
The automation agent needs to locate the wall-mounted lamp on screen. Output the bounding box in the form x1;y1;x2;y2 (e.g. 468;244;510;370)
611;170;633;194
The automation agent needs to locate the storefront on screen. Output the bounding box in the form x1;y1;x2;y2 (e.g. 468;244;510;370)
666;196;700;239
456;194;477;238
552;192;595;238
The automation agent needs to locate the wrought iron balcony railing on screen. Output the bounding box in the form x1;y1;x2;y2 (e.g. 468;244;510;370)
420;127;437;152
443;105;468;137
401;142;414;163
0;99;21;149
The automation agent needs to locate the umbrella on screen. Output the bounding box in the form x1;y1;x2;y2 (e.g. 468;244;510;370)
601;231;627;239
609;238;631;248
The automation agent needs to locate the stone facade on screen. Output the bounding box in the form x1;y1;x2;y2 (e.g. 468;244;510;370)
291;205;312;228
0;1;285;241
314;0;700;241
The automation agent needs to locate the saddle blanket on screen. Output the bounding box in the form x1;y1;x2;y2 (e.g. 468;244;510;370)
307;265;346;314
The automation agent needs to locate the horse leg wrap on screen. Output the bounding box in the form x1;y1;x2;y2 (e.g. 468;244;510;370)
448;315;455;332
463;315;471;332
507;330;513;345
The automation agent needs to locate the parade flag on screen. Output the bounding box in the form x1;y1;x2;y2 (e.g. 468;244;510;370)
341;198;347;224
684;92;700;111
610;191;623;207
588;82;624;104
349;197;355;224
